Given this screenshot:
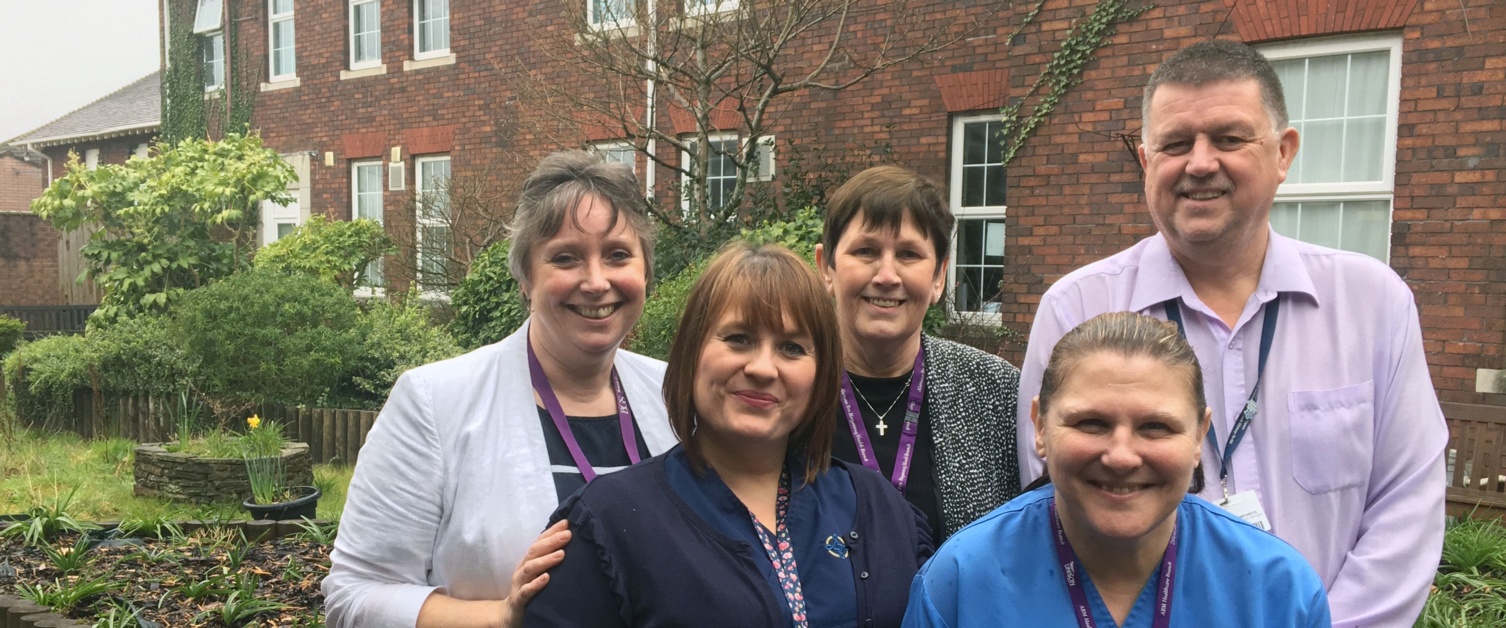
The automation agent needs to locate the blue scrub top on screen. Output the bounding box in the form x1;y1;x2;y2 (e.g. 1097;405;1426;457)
903;486;1331;628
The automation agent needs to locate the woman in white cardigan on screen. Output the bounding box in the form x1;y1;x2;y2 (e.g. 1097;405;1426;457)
323;151;678;628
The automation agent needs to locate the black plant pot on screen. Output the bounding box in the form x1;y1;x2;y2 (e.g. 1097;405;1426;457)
243;485;321;521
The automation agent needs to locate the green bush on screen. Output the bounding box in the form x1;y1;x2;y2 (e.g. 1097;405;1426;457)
173;269;363;416
345;295;464;408
88;314;193;396
0;315;24;357
253;216;395;290
450;239;528;350
629;207;824;361
2;335;90;428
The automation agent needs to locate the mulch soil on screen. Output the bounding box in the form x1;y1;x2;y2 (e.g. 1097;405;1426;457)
1;528;329;627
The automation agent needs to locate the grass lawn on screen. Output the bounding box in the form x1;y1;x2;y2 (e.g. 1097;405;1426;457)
0;428;353;523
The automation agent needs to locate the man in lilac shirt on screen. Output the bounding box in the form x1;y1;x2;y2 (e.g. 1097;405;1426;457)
1016;40;1446;627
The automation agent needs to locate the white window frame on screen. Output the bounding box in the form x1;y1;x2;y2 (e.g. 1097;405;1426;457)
202;30;225;91
591;140;638;174
415;155;453;295
684;0;738;17
413;0;450;60
349;0;383;70
352;160;385;294
589;0;636;30
133;143;149;160
680;133;739;216
744;134;775;182
268;0;296;81
947;113;1009;321
261;152;310;247
84;149;100;169
1262;33;1403;263
193;0;223;34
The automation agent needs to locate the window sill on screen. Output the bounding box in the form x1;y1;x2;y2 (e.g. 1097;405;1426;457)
575;22;641;44
202;88;224;99
403;54;456;72
340;64;388;80
353;287;387;300
260;77;301;92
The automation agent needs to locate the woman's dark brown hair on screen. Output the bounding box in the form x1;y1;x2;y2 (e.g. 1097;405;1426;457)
662;242;842;484
820;165;952;274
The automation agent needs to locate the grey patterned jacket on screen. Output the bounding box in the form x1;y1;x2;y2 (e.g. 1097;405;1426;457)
922;334;1022;539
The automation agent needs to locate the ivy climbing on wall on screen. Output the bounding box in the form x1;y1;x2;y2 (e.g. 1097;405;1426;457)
161;0;256;144
996;0;1153;167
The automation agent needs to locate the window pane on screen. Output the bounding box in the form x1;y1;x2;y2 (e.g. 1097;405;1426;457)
355;164;383;222
1305;55;1348;119
1299;120;1343;184
420;225;452;287
194;0;223;33
1347;51;1388;116
1273;59;1305;120
354;2;380;63
419;0;449;52
983;121;1003;164
202;33;224;89
963;122;987;164
276;223;296;240
962;166;985;208
1343;116;1385;182
272;20;296;76
951;217;1006;313
1297;201;1342;248
985;164;1006;206
1339;200;1390;261
272;0;293;15
419;159;451;222
1270;202;1300;239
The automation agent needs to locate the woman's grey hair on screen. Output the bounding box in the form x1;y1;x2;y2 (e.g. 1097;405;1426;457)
507;150;656;290
1030;311;1208;494
1142;39;1290;134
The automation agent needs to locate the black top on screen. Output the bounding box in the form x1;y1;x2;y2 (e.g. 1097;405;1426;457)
537;407;653;502
830;370;943;541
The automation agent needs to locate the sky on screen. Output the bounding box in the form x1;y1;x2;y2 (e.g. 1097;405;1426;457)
0;0;162;143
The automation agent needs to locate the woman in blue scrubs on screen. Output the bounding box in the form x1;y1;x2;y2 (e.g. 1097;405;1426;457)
528;242;932;627
904;312;1329;628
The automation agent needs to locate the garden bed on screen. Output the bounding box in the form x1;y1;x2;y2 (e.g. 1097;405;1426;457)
0;521;334;627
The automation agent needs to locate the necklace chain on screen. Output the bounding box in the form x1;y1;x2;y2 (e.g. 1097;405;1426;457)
850;371;913;423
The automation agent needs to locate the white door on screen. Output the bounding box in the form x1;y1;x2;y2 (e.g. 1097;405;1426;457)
261;198;302;246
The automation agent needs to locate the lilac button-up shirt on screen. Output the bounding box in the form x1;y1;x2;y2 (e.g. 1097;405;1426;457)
1016;231;1447;628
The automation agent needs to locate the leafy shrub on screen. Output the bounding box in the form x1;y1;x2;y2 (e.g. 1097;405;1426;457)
346;296;463;407
450;239;527;350
173;269;363;417
254;216;395;290
629;207;824;361
0;314;24;357
2;335;90;427
88;314;193;396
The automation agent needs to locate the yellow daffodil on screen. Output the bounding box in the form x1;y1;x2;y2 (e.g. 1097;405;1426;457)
247;415;261;430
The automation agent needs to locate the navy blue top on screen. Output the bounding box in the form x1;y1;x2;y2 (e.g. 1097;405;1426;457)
525;446;933;627
536;407;652;500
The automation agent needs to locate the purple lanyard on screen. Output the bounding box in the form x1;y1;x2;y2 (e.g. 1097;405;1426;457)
1048;499;1177;628
838;345;926;492
526;338;641;484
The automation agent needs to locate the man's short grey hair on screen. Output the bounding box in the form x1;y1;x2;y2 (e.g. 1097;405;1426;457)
508;150;656;291
1142;39;1290;134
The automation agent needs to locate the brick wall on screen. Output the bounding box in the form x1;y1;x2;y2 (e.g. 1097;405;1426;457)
228;0;1504;403
0;213;63;306
0;154;44;214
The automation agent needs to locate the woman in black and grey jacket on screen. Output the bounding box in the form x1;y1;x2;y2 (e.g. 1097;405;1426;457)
815;165;1022;543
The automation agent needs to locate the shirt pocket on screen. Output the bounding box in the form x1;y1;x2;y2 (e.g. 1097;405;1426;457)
1288;382;1375;494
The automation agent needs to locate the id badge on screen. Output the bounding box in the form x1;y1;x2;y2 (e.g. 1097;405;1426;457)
1216;490;1272;531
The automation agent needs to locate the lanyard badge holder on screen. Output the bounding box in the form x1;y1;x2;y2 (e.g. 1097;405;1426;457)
1165;298;1279;531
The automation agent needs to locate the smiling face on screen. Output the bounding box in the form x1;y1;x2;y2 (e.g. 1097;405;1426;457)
1138;79;1299;260
1033;350;1209;547
521;194;647;368
816;211;945;369
693;308;818;454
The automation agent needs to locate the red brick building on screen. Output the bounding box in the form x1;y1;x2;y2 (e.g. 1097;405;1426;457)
0;146;58;306
175;0;1502;404
5;72;160;306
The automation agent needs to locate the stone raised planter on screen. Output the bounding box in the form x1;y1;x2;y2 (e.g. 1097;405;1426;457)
133;442;313;504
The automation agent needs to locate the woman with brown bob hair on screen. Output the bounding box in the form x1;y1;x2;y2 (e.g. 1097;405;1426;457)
526;242;933;627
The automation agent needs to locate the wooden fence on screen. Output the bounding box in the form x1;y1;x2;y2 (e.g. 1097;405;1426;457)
0;305;95;339
1445;401;1506;517
56;391;378;466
